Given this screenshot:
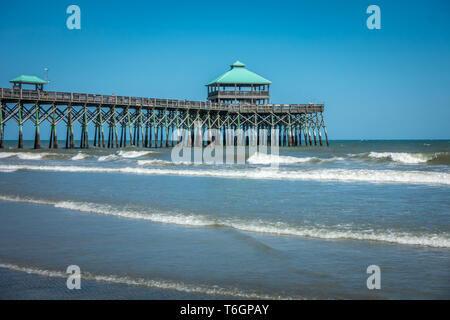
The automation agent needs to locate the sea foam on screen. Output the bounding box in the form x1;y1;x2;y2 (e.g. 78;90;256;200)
368;152;430;164
71;153;89;160
247;152;316;164
0;262;294;299
0;164;448;186
0;152;49;160
1;194;449;248
349;151;450;165
117;150;153;158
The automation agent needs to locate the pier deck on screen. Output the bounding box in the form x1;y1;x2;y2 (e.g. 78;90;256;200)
0;88;328;149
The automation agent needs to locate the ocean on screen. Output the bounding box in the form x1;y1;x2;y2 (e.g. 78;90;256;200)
0;140;449;299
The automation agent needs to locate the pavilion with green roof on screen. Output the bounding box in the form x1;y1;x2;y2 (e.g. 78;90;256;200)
206;61;271;105
10;75;47;91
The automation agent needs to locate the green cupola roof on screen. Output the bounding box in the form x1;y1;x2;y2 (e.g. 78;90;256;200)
207;61;271;85
10;75;47;84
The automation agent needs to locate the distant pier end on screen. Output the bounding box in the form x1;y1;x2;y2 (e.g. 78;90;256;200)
0;63;328;149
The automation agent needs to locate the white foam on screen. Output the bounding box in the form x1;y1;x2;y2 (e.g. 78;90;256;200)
0;152;48;160
226;220;450;248
118;150;153;158
53;200;213;227
0;164;448;186
137;159;195;166
71;153;88;160
97;154;119;161
137;159;173;166
0;262;295;299
368;152;430;164
247;152;316;164
0;195;54;205
0;152;15;159
1;194;449;248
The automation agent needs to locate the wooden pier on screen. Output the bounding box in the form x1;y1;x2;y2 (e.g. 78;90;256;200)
0;87;328;149
1;63;329;149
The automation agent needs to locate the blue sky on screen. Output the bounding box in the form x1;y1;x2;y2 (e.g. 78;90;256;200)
1;0;449;139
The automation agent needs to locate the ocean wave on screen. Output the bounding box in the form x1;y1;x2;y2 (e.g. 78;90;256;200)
350;152;450;165
248;152;316;164
137;159;199;166
426;152;450;165
0;262;294;299
71;153;89;160
137;159;175;166
117;150;153;158
97;150;154;161
0;152;50;160
0;164;448;185
0;194;449;248
97;154;120;162
368;152;430;164
247;152;344;165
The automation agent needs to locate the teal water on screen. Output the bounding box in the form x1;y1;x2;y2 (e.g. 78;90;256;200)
0;140;449;299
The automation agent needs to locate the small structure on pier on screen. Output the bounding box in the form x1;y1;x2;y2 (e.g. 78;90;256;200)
206;61;271;105
10;75;47;91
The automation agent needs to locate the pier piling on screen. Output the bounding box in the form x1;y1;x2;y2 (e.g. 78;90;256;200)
0;88;328;150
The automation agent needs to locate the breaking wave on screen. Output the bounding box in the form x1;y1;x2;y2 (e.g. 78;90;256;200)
369;152;430;164
137;159;175;166
0;262;294;299
97;154;120;162
248;153;315;164
351;152;450;165
0;164;448;186
247;152;344;165
0;152;50;160
1;194;449;248
71;153;89;160
97;150;154;161
426;152;450;165
117;150;153;158
137;159;197;166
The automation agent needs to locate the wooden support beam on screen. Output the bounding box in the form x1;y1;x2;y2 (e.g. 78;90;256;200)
68;105;74;149
0;101;4;149
18;102;23;149
34;104;40;149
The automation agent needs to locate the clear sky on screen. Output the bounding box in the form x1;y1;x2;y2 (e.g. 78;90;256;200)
1;0;449;139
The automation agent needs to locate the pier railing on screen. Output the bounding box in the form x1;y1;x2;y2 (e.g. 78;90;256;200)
0;87;328;149
0;88;323;113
